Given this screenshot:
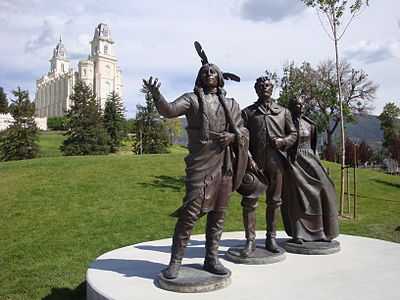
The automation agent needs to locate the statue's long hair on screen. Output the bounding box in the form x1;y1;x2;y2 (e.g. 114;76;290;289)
193;64;228;143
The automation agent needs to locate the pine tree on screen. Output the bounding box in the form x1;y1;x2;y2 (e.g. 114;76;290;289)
61;81;110;155
0;87;8;113
0;87;39;161
136;89;169;154
104;91;125;153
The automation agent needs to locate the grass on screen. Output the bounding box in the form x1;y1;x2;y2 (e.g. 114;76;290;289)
38;131;65;158
325;161;400;241
1;132;399;299
37;131;188;157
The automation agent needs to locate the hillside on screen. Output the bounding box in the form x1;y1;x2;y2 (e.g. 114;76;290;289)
176;114;386;148
337;114;384;148
0;151;399;299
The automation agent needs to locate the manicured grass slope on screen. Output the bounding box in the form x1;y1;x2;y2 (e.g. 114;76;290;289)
0;153;399;299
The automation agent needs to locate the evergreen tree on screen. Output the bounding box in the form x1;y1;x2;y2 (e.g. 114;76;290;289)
136;87;169;154
0;87;39;161
61;81;110;155
0;87;8;113
104;91;125;153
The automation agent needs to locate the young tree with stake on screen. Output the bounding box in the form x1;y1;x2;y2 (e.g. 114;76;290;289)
301;0;370;215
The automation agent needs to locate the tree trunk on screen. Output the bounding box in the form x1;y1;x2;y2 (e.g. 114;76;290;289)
332;6;346;217
325;130;336;162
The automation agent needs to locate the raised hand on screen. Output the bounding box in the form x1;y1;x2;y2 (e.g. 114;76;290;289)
142;76;161;100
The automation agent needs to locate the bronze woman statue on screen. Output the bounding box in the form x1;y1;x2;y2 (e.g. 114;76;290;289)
282;94;339;244
143;42;248;279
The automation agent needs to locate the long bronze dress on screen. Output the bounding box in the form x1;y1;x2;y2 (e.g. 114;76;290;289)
282;117;339;241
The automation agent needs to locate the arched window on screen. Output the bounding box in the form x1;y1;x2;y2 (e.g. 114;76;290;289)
104;45;108;55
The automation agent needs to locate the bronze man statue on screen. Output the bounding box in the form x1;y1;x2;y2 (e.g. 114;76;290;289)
240;76;297;256
143;42;248;279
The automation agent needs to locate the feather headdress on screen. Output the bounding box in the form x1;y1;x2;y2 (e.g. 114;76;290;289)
194;41;240;82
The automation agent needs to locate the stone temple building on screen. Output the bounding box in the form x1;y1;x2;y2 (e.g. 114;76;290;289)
35;23;123;117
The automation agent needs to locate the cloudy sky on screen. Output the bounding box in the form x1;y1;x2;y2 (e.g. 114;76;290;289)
0;0;399;117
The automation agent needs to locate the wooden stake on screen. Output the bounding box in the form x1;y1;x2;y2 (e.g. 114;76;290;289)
347;165;350;214
353;145;357;219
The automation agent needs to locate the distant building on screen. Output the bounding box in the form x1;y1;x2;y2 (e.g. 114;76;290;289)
35;23;123;117
0;113;47;131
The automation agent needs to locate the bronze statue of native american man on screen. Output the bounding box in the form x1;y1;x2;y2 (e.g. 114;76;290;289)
143;42;249;279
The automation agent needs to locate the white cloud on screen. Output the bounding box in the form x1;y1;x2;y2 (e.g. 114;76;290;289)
1;0;400;117
239;0;306;23
25;20;56;53
344;40;400;64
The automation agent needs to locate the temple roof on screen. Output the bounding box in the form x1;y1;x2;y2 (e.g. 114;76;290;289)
52;37;67;59
93;23;113;42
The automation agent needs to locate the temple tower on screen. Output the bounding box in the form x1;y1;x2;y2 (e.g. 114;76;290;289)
90;23;123;109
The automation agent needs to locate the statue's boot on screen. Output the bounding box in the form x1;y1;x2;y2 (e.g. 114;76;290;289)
162;257;181;279
240;208;256;257
265;206;280;253
290;237;304;244
162;201;201;279
203;211;230;275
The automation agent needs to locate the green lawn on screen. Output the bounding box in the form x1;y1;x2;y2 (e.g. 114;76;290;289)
38;131;65;158
37;131;188;157
0;141;399;299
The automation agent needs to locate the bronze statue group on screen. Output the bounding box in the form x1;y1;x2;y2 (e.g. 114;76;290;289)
143;42;339;282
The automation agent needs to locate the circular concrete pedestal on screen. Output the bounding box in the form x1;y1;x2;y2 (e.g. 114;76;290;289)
87;231;400;300
283;239;341;255
157;264;231;293
225;245;285;264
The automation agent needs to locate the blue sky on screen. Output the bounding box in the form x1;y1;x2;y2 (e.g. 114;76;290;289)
1;0;399;117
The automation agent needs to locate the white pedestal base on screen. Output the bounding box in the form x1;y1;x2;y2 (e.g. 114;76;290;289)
87;231;400;300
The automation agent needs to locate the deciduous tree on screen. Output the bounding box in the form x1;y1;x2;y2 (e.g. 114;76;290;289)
301;0;370;214
378;102;400;163
279;60;376;161
164;118;182;145
357;140;373;164
378;102;400;147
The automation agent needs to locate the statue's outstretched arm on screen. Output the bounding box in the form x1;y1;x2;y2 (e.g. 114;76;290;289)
143;77;190;118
